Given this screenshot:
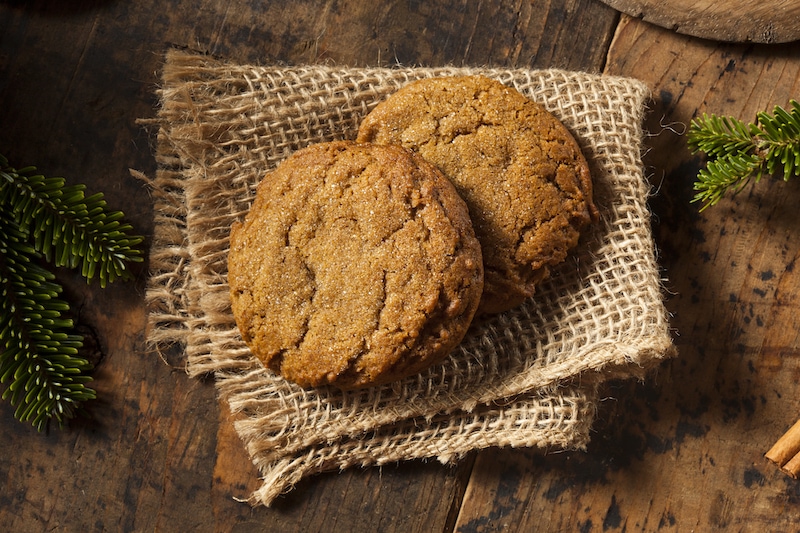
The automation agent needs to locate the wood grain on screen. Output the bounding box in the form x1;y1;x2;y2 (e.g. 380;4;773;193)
0;1;618;531
599;0;800;43
454;15;800;532
2;1;800;531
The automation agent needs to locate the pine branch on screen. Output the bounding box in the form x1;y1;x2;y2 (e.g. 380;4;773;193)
688;100;800;210
0;153;144;430
0;156;145;288
0;210;95;431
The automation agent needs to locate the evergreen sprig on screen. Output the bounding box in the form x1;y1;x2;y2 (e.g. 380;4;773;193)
688;100;800;210
0;154;144;431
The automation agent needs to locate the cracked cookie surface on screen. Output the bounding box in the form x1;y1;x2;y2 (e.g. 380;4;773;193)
228;141;483;389
357;75;596;314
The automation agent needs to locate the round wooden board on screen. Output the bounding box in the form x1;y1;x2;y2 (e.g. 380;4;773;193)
598;0;800;43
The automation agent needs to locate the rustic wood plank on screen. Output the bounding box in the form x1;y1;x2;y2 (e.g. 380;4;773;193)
0;1;619;531
599;0;800;43
12;1;798;531
164;0;619;70
454;15;800;532
609;20;800;529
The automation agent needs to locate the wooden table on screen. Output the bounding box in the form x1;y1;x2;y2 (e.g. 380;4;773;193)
2;1;799;531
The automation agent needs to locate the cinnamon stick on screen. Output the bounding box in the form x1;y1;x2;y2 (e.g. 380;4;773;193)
766;418;800;479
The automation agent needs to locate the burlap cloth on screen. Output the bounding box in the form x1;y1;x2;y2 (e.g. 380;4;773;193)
144;50;676;506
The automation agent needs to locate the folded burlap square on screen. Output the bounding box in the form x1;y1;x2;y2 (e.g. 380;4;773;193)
144;50;675;506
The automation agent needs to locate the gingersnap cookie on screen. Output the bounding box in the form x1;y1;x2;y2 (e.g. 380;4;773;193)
228;141;484;389
357;75;596;315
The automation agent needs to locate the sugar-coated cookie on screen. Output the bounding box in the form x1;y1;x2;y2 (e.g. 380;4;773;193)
228;141;483;389
357;75;596;314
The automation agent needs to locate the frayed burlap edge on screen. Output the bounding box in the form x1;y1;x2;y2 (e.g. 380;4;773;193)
241;380;599;505
144;50;675;506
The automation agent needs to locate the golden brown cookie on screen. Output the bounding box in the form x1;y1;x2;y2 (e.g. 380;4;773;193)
228;141;483;389
357;75;596;315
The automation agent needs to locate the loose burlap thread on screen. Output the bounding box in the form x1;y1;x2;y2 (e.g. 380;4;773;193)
145;50;675;506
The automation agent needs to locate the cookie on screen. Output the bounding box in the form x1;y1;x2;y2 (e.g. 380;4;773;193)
228;141;484;389
357;75;596;315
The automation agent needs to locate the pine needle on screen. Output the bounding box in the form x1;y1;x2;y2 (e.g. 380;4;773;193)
688;100;800;210
0;154;143;430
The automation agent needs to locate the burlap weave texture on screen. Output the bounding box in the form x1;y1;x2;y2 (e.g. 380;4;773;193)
145;50;675;506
